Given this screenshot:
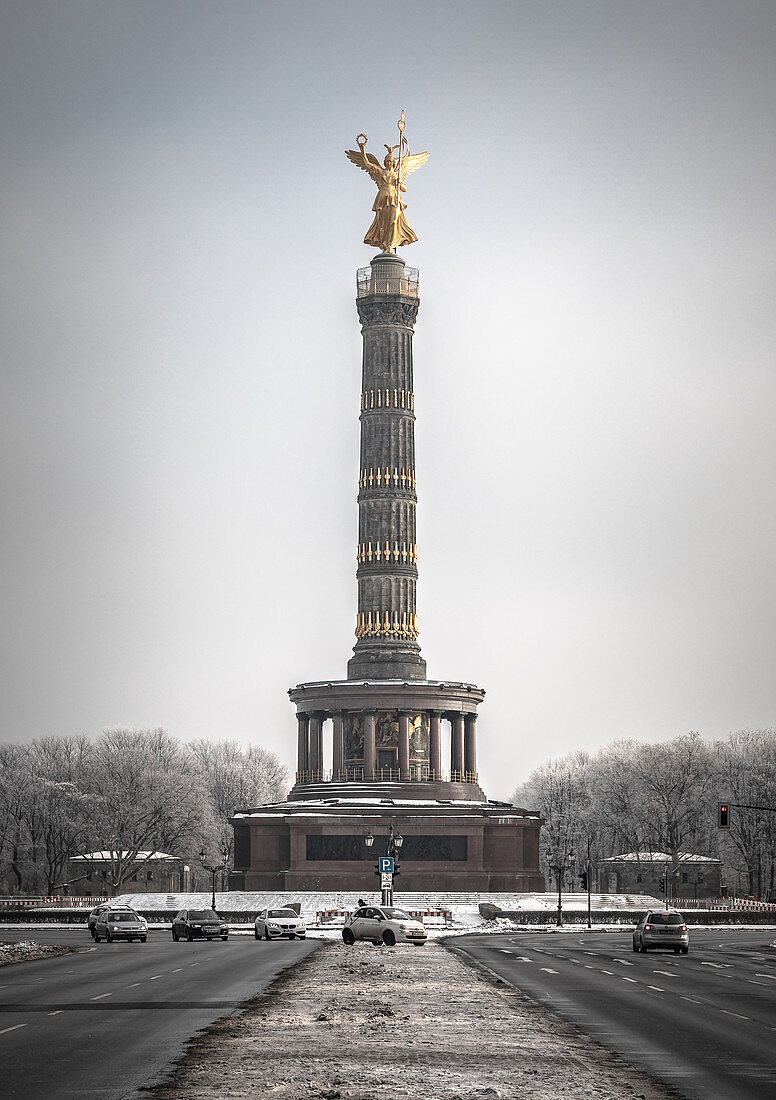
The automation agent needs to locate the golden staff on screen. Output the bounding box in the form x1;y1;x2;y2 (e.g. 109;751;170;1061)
392;109;407;252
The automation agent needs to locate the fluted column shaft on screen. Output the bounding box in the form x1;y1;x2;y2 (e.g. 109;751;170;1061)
429;710;442;777
309;712;323;775
363;709;376;778
348;251;426;681
450;713;465;777
464;713;478;776
297;712;309;775
398;710;410;780
332;711;344;779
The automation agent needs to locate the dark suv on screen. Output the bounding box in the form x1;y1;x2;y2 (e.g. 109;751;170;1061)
171;909;228;941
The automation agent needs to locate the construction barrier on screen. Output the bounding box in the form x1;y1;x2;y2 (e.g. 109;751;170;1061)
709;897;776;912
316;908;452;927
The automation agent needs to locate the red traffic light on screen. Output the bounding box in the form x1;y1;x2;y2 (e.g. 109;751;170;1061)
718;802;730;829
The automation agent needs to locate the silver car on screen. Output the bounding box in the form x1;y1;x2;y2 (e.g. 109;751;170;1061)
88;904;137;936
633;909;689;954
254;907;307;940
93;910;148;943
342;905;427;947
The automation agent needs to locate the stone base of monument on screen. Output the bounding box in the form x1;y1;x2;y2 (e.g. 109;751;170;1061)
230;795;544;894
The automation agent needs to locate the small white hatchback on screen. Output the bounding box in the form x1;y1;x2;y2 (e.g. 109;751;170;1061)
342;905;427;947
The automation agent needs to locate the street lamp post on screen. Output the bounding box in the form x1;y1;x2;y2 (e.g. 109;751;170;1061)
365;823;404;906
547;850;575;927
199;846;229;911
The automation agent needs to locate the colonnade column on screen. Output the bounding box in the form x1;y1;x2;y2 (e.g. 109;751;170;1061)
332;710;344;779
429;710;441;778
464;713;478;778
309;712;324;776
450;712;465;778
398;710;410;780
363;708;376;779
296;712;309;777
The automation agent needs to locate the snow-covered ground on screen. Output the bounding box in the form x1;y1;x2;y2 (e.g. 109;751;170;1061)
110;890;665;930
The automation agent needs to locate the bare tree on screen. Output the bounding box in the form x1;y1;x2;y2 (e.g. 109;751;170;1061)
716;728;776;897
78;728;206;896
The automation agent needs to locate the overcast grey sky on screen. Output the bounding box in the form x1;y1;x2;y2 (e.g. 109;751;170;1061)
2;1;775;799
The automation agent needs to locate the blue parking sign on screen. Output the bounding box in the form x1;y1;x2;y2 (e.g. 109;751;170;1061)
379;856;395;874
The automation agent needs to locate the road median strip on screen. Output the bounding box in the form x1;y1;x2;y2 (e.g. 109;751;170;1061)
149;939;677;1100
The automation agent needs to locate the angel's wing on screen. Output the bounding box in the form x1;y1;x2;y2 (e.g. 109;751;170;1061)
398;150;430;184
345;148;382;184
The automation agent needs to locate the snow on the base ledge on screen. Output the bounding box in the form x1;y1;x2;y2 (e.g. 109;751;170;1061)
113;890;666;928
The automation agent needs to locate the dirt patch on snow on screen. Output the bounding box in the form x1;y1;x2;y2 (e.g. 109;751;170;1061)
0;940;75;967
150;939;680;1100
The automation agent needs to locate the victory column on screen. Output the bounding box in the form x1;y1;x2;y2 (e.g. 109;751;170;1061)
230;115;544;893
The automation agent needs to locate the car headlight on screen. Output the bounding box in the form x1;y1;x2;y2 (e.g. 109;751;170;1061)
397;924;406;931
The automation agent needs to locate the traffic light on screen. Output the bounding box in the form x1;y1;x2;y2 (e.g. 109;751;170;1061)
718;802;730;829
579;871;588;890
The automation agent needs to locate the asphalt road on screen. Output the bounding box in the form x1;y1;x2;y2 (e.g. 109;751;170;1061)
0;927;319;1100
452;929;776;1100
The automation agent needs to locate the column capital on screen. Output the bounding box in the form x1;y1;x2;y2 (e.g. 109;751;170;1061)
296;711;310;722
428;709;442;719
397;708;413;717
330;709;343;719
362;707;377;716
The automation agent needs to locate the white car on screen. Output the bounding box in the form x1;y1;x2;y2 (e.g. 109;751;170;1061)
254;907;307;940
87;903;137;936
341;905;427;947
93;910;148;943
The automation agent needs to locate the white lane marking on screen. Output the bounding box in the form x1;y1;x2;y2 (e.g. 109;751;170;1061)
172;967;184;972
701;962;732;969
149;975;162;980
653;971;678;978
584;964;595;969
91;993;112;1001
621;977;638;983
48;1011;63;1016
601;970;614;975
648;986;664;992
755;973;776;981
0;1024;27;1035
539;968;558;974
682;996;702;1003
720;1009;750;1020
748;980;767;986
613;959;634;966
189;963;199;967
497;949;513;954
127;983;140;988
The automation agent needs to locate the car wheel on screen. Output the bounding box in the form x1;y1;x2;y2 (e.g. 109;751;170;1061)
673;947;681;954
221;935;228;941
172;930;179;941
682;947;689;954
342;928;355;946
382;930;396;947
254;928;260;939
298;934;306;939
94;931;101;942
140;936;147;943
106;930;113;943
265;928;271;940
632;940;639;952
186;931;193;942
640;944;648;953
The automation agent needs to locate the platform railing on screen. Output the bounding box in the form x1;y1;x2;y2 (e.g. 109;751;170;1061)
356;266;419;299
294;768;479;785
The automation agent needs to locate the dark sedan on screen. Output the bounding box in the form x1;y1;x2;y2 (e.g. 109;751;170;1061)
171;908;229;942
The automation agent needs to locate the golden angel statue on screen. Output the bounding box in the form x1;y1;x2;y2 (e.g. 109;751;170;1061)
345;112;429;253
